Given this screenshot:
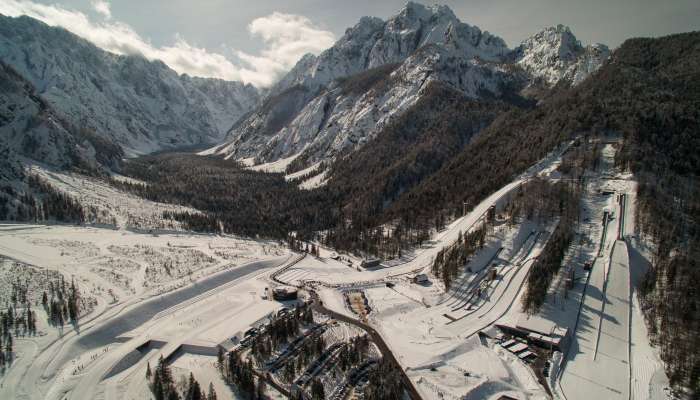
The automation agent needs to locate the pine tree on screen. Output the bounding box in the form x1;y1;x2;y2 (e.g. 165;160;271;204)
207;382;217;400
146;361;152;380
152;371;164;400
5;334;13;359
284;359;295;382
227;351;238;382
158;355;172;387
216;347;224;371
61;302;68;323
311;378;325;400
185;372;201;400
27;307;36;335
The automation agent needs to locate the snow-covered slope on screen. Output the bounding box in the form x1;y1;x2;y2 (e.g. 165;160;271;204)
209;3;607;170
513;24;610;87
212;46;521;165
0;14;260;156
209;2;515;166
0;61;118;174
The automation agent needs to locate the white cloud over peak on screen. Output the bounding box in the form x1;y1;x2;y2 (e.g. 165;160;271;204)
91;0;110;19
0;1;335;87
238;12;335;80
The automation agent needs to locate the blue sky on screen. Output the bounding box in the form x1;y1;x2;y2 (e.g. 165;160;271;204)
1;0;698;86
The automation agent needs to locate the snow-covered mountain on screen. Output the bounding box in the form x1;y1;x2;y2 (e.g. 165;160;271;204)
0;61;119;178
0;14;260;157
513;24;610;87
209;2;608;170
270;4;509;95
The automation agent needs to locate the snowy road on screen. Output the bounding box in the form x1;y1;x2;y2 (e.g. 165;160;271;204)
75;256;287;349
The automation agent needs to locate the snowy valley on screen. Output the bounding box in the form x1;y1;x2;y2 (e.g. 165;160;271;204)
0;2;697;400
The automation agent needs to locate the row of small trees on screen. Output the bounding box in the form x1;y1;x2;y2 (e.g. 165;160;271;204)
521;221;576;314
517;179;582;313
431;226;488;290
0;328;13;373
1;305;37;338
41;277;81;327
338;335;372;372
223;352;260;398
1;274;42;374
216;303;316;398
147;356;218;400
280;336;326;384
286;237;320;257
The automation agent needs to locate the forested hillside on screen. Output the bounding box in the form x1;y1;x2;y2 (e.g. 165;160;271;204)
385;32;700;392
320;82;521;254
116;154;332;238
611;32;700;394
327;82;518;213
396;31;700;394
118;80;523;254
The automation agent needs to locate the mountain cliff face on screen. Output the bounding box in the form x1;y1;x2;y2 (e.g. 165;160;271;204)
513;24;610;86
272;4;508;95
210;2;608;170
0;14;260;157
208;45;521;166
0;61;121;175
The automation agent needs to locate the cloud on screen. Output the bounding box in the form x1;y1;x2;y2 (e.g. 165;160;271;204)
0;1;335;87
92;0;110;19
237;12;335;81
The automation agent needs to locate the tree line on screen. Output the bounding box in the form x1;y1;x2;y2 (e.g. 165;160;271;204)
432;226;488;290
0;274;41;374
512;179;582;313
0;174;88;223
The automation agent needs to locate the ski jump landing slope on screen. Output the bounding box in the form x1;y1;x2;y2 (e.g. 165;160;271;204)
560;239;631;400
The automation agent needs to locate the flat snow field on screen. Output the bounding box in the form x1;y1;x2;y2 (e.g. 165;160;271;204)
0;223;291;400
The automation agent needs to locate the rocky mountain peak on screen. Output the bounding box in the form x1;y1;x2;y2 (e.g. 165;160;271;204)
525;25;582;62
514;24;609;86
269;2;508;96
211;5;609;170
393;2;458;27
